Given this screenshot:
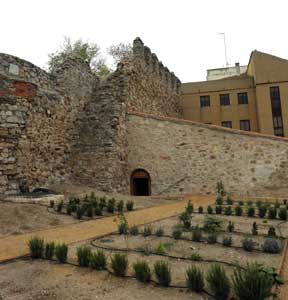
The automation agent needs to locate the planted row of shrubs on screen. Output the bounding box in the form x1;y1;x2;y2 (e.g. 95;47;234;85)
204;204;288;220
50;197;134;220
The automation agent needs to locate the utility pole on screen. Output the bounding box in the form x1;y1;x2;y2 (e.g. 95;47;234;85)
218;32;229;67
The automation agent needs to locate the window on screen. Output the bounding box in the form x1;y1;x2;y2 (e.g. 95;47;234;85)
220;94;230;106
270;86;284;136
221;121;232;128
240;120;251;131
200;95;210;107
238;92;248;104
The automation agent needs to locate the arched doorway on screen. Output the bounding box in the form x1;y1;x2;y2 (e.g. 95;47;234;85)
130;169;151;196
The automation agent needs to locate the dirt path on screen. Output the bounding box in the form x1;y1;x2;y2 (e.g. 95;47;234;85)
0;195;214;262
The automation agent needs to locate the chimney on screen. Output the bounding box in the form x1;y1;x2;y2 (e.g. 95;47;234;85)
235;62;240;75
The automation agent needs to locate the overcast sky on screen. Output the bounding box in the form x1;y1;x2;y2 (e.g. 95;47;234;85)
1;0;288;82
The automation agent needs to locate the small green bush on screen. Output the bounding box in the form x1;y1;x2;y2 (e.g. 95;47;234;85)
258;206;267;218
130;226;139;235
155;243;166;255
155;227;164;237
224;206;232;216
207;205;213;214
55;243;68;263
215;205;222;214
256;200;263;207
76;206;84;219
222;236;233;247
227;196;233;205
66;204;72;215
247;201;253;206
99;197;106;209
278;208;287;221
198;206;203;214
56;200;63;212
179;211;191;229
203;216;222;233
154;261;171;287
268;207;277;219
117;215;128;235
252;222;258;235
126;200;134;211
267;226;277;237
207;233;217;244
45;242;55;260
192;226;202;242
262;238;282;254
242;238;255;252
133;260;151;283
142;225;153;237
232;263;273;300
86;205;94;218
111;253;128;277
94;205;103;216
49;200;54;208
107;198;116;213
186;200;194;214
90;250;107;270
77;246;91;267
239;200;244;206
247;207;255;217
28;237;44;259
274;201;280;209
190;252;202;261
216;195;223;205
235;205;243;216
227;221;234;233
117;200;124;213
186;265;205;292
172;228;182;239
206;264;230;300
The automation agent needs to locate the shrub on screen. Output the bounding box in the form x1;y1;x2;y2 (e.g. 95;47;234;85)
192;226;202;242
224;206;232;216
278;207;287;221
55;243;68;263
155;243;166;255
86;205;93;218
45;242;55;260
186;265;205;292
90;250;107;270
99;197;106;209
252;222;258;235
207;205;213;214
186;200;194;214
274;201;280;209
227;196;233;205
267;226;277;237
258;206;267;218
66;204;72;215
117;200;124;213
179;211;191;229
198;206;203;214
142;225;153;237
56;200;63;212
242;238;255;252
94;205;103;216
216;181;225;197
111;253;128;277
262;238;282;254
247;201;253;206
268;207;277;219
155;227;164;237
130;226;139;235
28;237;44;259
256;200;263;207
232;263;273;300
222;236;232;247
117;214;128;235
76;206;84;219
203;216;222;233
215;205;222;214
190;252;202;261
172;228;182;239
206;264;230;300
133;260;151;283
235;205;243;216
154;261;171;287
126;200;134;211
207;233;217;244
227;221;234;233
247;207;255;217
49;200;54;208
216;195;223;205
107;198;116;213
77;246;91;267
239;200;244;206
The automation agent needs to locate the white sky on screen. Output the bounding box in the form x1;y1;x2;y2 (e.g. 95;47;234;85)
1;0;288;82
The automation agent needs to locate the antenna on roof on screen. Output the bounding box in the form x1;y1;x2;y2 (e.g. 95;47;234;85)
217;32;229;67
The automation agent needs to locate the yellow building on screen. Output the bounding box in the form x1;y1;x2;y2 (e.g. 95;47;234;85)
181;51;288;137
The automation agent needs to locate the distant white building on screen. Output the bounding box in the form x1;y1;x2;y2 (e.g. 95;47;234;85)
206;63;247;81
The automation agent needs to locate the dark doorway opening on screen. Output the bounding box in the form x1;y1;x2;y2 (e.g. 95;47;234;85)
131;169;151;196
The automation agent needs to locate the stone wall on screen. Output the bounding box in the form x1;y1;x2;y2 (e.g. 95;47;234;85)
127;112;288;197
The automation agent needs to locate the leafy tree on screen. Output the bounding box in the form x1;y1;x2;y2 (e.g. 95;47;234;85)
107;42;132;66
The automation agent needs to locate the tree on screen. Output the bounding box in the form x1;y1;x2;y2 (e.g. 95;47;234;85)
107;43;132;66
48;37;110;77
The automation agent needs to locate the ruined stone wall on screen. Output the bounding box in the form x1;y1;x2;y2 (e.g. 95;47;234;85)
0;54;95;194
127;112;288;197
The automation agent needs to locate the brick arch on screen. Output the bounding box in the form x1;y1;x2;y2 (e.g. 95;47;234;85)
130;169;151;196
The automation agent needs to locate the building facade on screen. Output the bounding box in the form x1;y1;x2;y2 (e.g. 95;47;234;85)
181;51;288;137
